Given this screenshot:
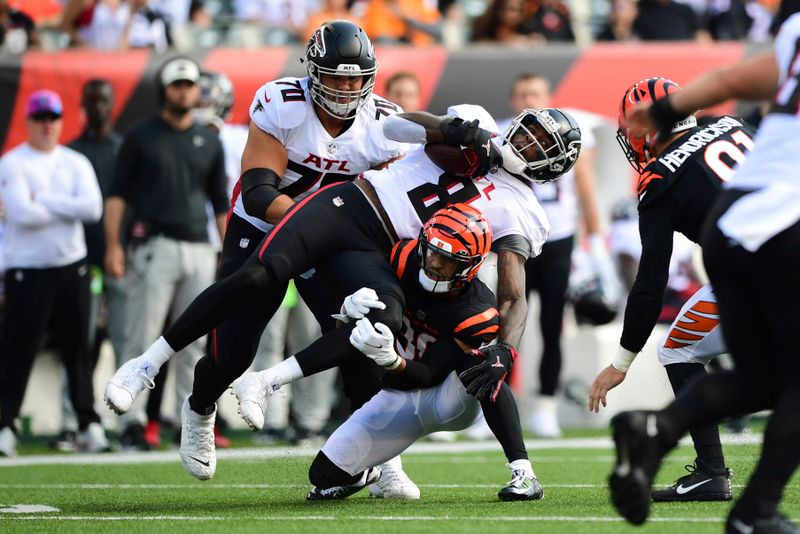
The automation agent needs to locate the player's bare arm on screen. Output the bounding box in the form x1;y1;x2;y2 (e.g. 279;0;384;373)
496;249;527;349
103;196;126;278
240;121;292;224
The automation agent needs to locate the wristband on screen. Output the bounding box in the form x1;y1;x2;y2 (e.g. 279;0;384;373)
384;353;402;371
611;346;637;373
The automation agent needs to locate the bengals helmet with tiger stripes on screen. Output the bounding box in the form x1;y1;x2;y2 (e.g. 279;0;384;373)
616;77;697;173
417;203;492;293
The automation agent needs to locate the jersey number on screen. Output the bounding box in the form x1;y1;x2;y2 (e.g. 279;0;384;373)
406;173;490;222
703;130;754;181
276;80;305;103
395;315;436;361
374;99;399;120
773;37;800;115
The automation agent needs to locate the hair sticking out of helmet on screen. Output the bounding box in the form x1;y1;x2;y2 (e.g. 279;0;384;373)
500;107;581;184
304;20;378;119
417;204;492;294
616;77;697;173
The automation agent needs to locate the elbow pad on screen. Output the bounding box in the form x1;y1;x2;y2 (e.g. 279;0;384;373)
240;168;282;221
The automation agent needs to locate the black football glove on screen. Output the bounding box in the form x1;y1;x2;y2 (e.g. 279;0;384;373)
440;118;502;177
458;342;518;403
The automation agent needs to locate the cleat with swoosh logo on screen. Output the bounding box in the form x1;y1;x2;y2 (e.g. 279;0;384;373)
651;461;732;502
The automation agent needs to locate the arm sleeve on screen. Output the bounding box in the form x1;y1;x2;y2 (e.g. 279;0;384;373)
382;337;465;390
38;154;102;222
619;200;676;353
0;156;55;226
206;139;230;214
108;132;138;199
492;234;532;260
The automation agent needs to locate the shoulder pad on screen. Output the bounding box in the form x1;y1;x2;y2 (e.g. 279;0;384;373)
249;77;310;135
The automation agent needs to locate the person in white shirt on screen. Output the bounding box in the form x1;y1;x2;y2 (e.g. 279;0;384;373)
0;90;107;457
497;73;618;438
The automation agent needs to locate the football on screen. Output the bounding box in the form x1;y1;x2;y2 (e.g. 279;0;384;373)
424;143;477;177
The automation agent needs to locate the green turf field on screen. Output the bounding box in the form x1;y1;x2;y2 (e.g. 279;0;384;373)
0;433;796;533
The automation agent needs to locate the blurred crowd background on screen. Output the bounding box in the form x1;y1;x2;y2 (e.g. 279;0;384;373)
1;0;796;55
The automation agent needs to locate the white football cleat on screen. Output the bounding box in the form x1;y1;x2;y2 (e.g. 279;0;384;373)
179;397;217;480
104;356;157;414
0;426;18;457
369;456;420;499
231;372;277;432
77;422;111;453
529;395;562;439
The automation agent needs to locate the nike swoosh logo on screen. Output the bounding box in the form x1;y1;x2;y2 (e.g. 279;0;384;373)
189;456;210;467
675;478;712;494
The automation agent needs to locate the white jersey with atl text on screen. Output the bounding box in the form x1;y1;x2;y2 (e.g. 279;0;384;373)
233;76;408;233
367;105;550;259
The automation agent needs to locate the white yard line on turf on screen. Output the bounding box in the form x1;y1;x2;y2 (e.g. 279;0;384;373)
3;515;783;523
0;434;762;468
0;483;748;490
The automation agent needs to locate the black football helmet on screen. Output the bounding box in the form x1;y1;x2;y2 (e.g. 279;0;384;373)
304;20;377;119
197;71;234;119
500;108;582;184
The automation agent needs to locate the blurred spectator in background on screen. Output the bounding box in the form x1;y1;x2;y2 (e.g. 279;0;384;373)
48;79;123;452
634;0;710;41
362;0;442;45
596;0;639;41
0;90;107;457
233;0;317;43
704;0;752;40
471;0;541;44
528;0;575;42
384;71;422;112
60;0;168;51
0;0;38;52
304;0;360;40
497;74;618;438
104;58;227;450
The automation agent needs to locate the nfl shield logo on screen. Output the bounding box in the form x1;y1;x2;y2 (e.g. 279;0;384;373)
239;238;250;249
327;143;337;155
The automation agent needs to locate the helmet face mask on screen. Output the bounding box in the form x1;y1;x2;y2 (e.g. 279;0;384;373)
193;71;234;128
305;20;377;119
417;204;492;294
501;108;581;184
617;77;697;173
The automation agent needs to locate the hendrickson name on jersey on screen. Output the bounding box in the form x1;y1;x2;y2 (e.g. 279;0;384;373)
658;117;744;173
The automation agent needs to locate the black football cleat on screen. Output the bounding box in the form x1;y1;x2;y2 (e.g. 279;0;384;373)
307;466;381;501
651;461;732;502
608;411;675;525
727;513;800;534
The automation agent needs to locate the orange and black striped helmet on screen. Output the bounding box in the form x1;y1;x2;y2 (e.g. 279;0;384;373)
418;203;492;291
616;77;696;173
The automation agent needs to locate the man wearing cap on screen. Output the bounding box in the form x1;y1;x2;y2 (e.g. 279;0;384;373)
0;89;107;457
103;57;228;451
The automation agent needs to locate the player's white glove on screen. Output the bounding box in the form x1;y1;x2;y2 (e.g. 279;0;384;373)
331;287;386;323
349;318;402;370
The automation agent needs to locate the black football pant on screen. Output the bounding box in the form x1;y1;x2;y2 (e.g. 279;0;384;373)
524;235;574;396
176;183;403;411
660;189;800;522
0;259;100;431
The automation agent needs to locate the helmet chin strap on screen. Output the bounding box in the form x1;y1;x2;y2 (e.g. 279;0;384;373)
418;270;454;293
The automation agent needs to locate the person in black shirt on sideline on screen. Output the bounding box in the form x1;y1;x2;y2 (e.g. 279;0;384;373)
103;57;228;451
48;79;124;452
588;77;756;502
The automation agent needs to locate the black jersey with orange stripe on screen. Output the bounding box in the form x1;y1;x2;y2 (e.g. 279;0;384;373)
637;116;755;220
389;239;499;356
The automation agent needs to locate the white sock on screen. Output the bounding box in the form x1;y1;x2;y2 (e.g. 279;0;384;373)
142;337;174;369
509;459;534;477
260;356;303;386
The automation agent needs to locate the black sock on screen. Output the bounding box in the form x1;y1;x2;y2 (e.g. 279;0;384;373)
309;451;355;488
189;355;233;413
665;363;725;472
480;382;528;463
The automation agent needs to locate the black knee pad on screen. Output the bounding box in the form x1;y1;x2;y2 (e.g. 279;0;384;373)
309;451;353;488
